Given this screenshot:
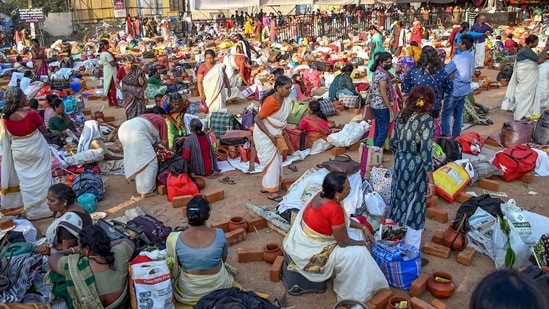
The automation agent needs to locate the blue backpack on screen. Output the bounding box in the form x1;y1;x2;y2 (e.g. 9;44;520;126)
72;171;104;201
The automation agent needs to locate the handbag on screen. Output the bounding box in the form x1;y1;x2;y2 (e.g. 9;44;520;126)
371;241;421;290
317;154;360;175
492;144;538;181
167;173;199;202
500;117;534;148
286;128;307;151
442;216;468;251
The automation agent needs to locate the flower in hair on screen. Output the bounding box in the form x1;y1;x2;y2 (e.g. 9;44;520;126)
416;98;425;107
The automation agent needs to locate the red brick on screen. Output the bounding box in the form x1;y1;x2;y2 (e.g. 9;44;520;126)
432;230;444;245
366;289;392;309
331;147;346;156
347;142;360;151
411;297;436;309
478;178;500;191
457;247;476;266
225;228;246;246
204;189;224;203
409;273;430;297
269;255;284;282
348;108;361;114
247;217;268;232
280;177;298;191
455;192;472;204
172;195;193;208
543;266;549;273
426;207;448;223
335;105;345;111
422;242;451;259
237;247;264;263
427;195;439;208
431;299;450;309
103;116;115;123
210;220;230;232
157;185;166;196
82;109;92;116
519;172;534;184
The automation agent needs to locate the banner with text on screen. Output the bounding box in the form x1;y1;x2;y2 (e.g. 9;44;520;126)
113;0;127;18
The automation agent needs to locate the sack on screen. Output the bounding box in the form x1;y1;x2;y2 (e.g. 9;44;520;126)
492;144;538;181
317;154;360;175
198;101;209;114
436;137;462;162
286;128;307;151
338;94;360;109
220;130;251;146
241;108;256;131
318;98;337;117
287;101;309;124
130;261;175;309
433;162;470;202
432;142;447;168
500;118;534;148
72;171;104;201
455;132;484;155
534;110;549;144
275;134;294;156
127;214;172;245
371;241;421;290
530;234;549;267
370;167;392;203
167;173;199;202
210;111;235;137
360;144;382;179
442;216;468;251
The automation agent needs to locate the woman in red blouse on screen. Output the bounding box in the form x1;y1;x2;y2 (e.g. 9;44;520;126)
1;86;52;220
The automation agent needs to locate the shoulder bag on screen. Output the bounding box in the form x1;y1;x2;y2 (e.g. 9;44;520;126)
317;154;360;175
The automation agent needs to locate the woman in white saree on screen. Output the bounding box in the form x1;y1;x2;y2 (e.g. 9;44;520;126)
283;171;389;302
502;35;549;120
1;86;52;220
197;49;231;114
253;75;293;202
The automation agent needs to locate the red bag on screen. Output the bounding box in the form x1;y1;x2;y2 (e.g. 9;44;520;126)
286;128;307;151
166;173;199;202
455;132;485;155
239;145;259;163
492;145;538;182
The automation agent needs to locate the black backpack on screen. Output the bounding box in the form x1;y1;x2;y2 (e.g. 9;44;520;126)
496;67;513;81
437;137;462;162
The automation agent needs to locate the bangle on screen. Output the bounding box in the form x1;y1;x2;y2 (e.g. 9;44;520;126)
70;247;75;254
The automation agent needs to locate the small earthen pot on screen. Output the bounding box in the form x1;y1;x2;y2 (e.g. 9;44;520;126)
427;271;456;299
94;111;104;120
215;148;228;161
385;296;410;309
263;243;284;264
228;216;248;232
194;175;206;190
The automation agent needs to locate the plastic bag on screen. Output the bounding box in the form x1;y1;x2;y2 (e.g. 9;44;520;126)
493;217;532;270
327;121;369;147
130;261;175;309
501;199;532;244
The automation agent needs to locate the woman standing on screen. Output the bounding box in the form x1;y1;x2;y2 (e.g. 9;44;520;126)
369;52;400;148
118;55;147;120
269;14;277;43
1;86;52;220
402;46;453;119
297;100;332;155
167;196;234;305
253;75;293;202
367;25;385;79
197;49;231;115
410;16;423;45
502;34;549;120
390;86;435;249
390;21;406;57
283;171;388;302
182;118;221;177
98;39;119;107
30;38;48;77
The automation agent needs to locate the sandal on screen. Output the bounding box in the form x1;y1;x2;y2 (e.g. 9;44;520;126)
287;164;298;172
219;176;236;185
206;172;222;179
267;195;283;202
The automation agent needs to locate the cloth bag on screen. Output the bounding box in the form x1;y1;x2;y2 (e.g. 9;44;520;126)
166;173;199;202
317;154;360;175
287;101;309;124
371;241;421;290
369;167;392;203
500;117;534;148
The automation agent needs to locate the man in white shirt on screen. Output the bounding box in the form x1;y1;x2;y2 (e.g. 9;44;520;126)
20;70;33;94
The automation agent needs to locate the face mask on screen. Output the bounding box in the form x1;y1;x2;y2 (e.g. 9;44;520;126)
383;64;392;70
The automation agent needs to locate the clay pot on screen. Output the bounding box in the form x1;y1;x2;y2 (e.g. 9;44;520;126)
94;111;104;120
427;271;456;299
228;216;248;232
385;296;410;309
442;226;468;251
215;148;228;161
501;79;508;86
474;69;482;79
263;243;284;264
194;175;205;190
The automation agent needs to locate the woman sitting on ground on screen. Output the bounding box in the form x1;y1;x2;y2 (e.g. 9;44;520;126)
167;196;235;305
296;100;333;155
283;171;388;302
48;97;80;144
328;64;357;102
144;67;168;99
182;118;221;177
48;225;135;308
35;184;92;255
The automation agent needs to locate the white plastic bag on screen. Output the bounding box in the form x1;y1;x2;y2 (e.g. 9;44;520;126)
500;199;532;244
131;261;175;309
365;191;386;217
327;121;369;147
493;217;531;270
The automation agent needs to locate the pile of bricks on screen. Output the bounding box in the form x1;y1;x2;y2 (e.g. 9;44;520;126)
366;287;453;309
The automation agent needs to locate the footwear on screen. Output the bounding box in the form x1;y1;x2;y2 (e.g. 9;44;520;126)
267;195;283;202
421;258;430;267
287;164;298;172
206;172;222;179
141;191;158;198
219;176;236;185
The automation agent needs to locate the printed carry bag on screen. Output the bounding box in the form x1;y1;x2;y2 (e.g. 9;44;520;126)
371;241;421;290
130;261;175;309
433;162;470;202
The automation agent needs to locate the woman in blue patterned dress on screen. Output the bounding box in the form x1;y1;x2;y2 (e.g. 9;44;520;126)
389;86;435;249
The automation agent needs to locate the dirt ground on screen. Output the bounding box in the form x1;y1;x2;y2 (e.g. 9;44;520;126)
31;68;549;308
